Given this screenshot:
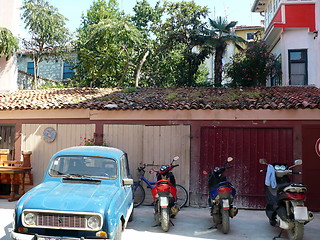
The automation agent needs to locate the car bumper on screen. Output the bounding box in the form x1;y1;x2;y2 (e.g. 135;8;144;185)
10;232;111;240
11;231;34;240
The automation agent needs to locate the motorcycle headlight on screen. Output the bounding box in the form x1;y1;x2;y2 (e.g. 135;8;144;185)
87;216;100;229
24;213;36;226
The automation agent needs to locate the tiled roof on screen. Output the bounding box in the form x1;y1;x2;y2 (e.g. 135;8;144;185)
0;86;320;111
234;25;264;30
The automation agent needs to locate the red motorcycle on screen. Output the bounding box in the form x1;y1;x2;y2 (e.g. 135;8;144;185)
150;156;180;232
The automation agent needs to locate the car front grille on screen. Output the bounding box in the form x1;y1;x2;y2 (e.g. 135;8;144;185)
37;212;86;229
22;210;102;231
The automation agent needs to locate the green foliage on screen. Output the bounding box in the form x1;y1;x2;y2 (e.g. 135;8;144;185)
21;0;70;89
131;0;163;38
224;41;281;87
165;92;179;101
159;1;210;86
0;27;19;60
194;63;210;86
75;0;142;88
123;87;137;93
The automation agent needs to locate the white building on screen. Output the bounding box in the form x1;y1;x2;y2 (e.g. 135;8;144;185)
0;0;20;91
252;0;319;87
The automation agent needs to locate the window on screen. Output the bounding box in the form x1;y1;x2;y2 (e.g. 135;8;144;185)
63;61;74;79
271;55;282;86
27;62;34;75
246;32;255;41
288;49;308;85
120;154;131;179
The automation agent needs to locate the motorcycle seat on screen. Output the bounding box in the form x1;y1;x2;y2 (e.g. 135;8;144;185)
276;183;291;194
217;181;233;187
277;182;307;194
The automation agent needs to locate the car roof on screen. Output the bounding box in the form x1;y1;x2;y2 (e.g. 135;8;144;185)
52;146;125;160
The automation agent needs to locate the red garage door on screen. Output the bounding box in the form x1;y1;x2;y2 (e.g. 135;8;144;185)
302;125;320;211
200;127;294;209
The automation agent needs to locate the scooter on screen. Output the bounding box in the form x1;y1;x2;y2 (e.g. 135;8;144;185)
203;157;238;234
259;158;314;240
150;156;180;232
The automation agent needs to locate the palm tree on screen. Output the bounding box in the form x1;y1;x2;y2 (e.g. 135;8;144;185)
205;17;245;87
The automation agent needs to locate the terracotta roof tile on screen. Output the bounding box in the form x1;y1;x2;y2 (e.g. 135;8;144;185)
0;86;320;111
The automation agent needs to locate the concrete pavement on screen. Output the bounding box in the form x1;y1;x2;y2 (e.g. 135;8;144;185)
1;199;319;240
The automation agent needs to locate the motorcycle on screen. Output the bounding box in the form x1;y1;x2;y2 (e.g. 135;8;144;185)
150;156;180;232
203;157;238;234
259;158;314;240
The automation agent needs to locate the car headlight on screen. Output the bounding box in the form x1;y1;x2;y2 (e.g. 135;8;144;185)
24;213;36;226
87;216;100;229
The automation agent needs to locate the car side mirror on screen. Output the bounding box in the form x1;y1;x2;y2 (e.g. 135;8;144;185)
259;158;267;165
123;178;133;186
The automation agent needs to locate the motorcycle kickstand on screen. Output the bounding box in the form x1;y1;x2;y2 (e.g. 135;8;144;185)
170;219;174;226
208;224;218;229
272;229;284;240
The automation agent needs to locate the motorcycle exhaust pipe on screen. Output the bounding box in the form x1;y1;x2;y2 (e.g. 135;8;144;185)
308;211;314;222
230;206;238;218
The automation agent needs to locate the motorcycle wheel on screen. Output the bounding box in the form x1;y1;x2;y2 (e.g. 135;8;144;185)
221;209;230;234
160;207;170;232
287;222;304;240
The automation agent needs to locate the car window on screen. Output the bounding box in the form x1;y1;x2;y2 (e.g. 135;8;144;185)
49;155;118;179
120;154;131;179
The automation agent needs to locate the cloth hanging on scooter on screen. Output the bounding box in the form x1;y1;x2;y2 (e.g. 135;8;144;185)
265;164;277;188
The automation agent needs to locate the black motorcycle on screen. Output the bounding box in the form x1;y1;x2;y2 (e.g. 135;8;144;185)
203;157;238;234
259;158;314;240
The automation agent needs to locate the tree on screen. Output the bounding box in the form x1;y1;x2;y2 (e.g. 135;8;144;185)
0;27;19;60
131;0;163;87
21;0;70;89
224;41;281;87
204;17;245;87
159;0;210;86
75;0;142;87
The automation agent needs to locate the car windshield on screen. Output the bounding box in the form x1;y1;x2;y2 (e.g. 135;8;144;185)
48;155;117;179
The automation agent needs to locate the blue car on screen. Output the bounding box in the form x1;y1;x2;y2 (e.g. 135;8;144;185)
11;146;133;240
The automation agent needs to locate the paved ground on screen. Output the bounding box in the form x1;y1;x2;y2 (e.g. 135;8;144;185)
1;199;319;240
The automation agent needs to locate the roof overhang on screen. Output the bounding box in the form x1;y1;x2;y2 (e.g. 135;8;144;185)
264;26;283;50
251;0;269;12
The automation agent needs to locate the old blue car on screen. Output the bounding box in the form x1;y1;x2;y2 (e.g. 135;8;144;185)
11;146;133;240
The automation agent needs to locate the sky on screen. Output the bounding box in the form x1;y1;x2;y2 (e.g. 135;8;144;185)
45;0;263;34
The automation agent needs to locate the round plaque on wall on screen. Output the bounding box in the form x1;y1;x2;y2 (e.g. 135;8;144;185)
43;127;57;143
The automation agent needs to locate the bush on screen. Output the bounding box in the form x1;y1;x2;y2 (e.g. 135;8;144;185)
224;41;281;87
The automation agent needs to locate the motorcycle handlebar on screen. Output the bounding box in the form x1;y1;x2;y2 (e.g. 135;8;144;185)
259;169;301;175
226;166;233;169
172;164;180;168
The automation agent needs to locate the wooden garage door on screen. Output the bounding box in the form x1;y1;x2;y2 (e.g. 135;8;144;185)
104;124;191;200
200;126;293;209
21;124;95;187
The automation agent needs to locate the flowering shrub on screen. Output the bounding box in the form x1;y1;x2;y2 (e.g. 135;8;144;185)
224;41;282;87
79;133;107;146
